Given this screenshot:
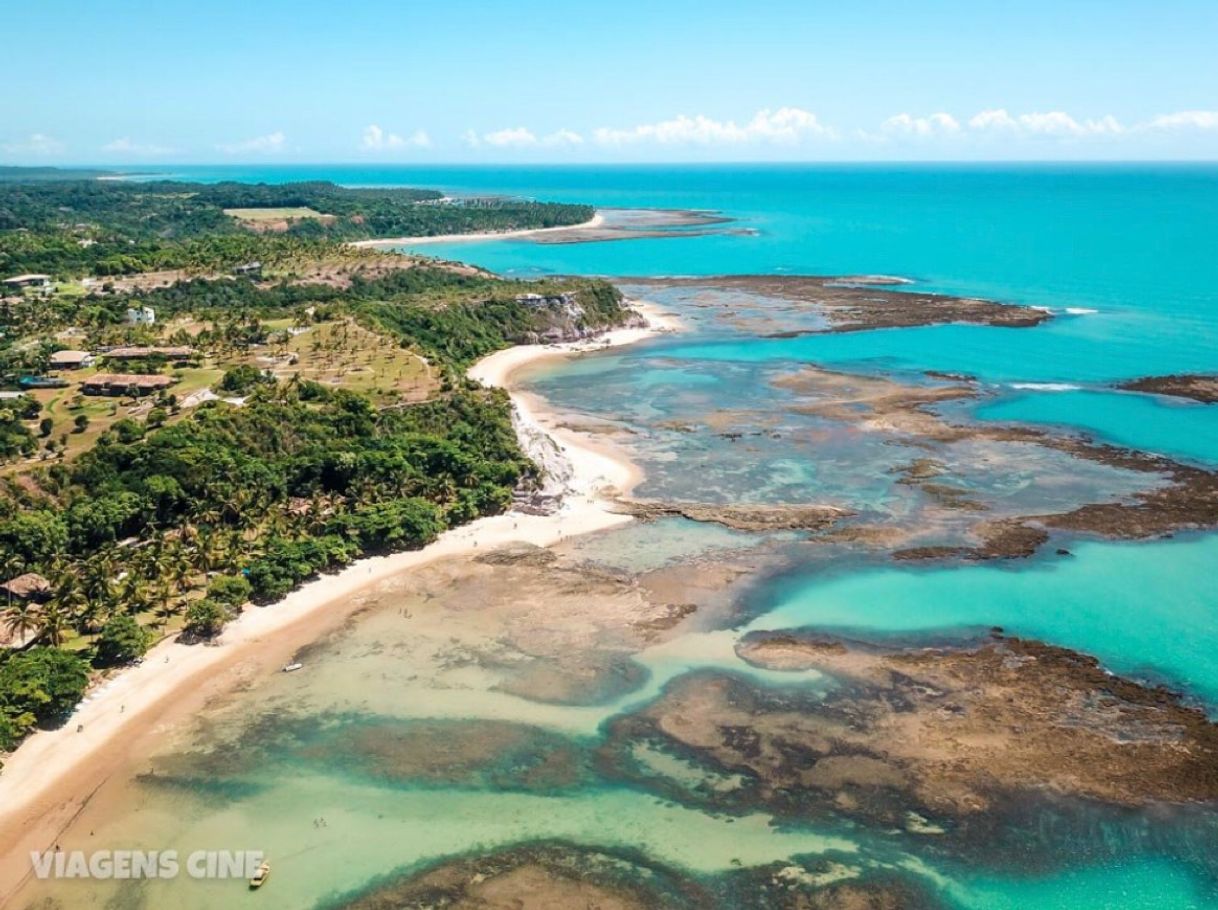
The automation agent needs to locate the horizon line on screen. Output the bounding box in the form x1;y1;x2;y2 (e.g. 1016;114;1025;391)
10;159;1218;170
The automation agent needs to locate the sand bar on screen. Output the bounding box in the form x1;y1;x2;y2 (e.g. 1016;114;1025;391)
350;213;605;249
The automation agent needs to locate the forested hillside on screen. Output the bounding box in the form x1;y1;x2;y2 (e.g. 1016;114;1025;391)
0;176;593;277
0;175;622;751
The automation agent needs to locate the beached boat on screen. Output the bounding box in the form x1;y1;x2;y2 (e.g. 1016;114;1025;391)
282;662;303;673
249;861;270;889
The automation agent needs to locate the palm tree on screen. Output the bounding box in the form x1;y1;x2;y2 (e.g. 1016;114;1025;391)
35;601;70;647
117;568;150;617
166;543;195;596
192;524;223;576
47;561;93;636
2;600;41;647
80;553;118;621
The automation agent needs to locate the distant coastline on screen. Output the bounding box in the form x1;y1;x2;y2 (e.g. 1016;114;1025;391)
350;212;606;248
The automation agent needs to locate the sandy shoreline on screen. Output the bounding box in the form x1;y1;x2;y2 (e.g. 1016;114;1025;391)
0;297;677;900
350;212;605;249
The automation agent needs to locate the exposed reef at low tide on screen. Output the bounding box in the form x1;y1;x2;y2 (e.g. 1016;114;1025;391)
324;842;946;910
614;500;851;532
1118;373;1218;404
625;275;1051;333
601;632;1218;839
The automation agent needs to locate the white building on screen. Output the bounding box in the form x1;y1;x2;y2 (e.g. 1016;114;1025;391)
48;349;96;370
125;305;156;326
3;274;53;296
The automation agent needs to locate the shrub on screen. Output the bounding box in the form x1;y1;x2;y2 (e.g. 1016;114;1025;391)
94;614;153;666
206;574;252;607
182;598;231;640
217;365;271;395
0;648;90;747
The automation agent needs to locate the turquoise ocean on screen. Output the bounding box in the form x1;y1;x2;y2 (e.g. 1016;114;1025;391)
115;163;1218;908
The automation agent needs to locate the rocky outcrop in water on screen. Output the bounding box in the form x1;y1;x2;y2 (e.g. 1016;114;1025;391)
773;365;1218;559
624;276;1050;333
1117;373;1218;404
615;500;851;532
325;842;947;910
328;844;703;910
678;633;1218;819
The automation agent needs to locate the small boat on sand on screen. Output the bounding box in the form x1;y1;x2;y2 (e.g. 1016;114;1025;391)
249;860;270;889
282;662;303;673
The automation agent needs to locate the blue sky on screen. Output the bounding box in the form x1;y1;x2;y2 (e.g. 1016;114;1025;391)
3;0;1216;163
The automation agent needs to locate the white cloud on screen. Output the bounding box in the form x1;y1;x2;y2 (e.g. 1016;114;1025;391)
464;106;1215;158
101;137;173;156
483;127;538;148
593;107;833;146
542;129;584;146
2;133;66;156
967;108;1019;132
1142;110;1218;131
217;131;287;155
968;109;1122;137
361;124;430;151
476;127;583;148
880;112;960;136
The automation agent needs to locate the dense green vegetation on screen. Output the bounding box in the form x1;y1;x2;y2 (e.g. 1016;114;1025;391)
0;396;40;458
0;265;624;378
0;376;533;683
0;647;90;748
0;176;592;277
0;175;628;753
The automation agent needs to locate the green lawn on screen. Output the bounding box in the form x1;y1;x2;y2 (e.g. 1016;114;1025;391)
224;206;329;222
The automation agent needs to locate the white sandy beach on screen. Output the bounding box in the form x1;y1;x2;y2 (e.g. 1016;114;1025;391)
350;212;605;249
0;298;677;888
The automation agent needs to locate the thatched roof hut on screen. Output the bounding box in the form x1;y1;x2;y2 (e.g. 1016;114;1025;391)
1;572;51;601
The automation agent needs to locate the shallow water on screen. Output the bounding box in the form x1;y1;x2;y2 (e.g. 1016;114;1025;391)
952;858;1213;910
28;164;1218;909
973;389;1218;466
748;534;1218;707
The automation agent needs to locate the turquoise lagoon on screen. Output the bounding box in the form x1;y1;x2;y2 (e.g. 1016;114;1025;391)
748;534;1218;706
90;165;1218;908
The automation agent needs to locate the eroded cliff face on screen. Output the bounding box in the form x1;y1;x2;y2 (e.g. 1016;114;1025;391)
512;292;646;345
510;406;574;514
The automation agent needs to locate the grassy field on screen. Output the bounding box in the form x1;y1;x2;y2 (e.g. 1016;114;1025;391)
3;365;224;474
223;207;330;222
273;318;435;403
2;314;435;477
5;380;150;474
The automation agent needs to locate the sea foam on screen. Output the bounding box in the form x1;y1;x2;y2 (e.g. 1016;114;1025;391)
826;274;915;287
1010;382;1082;392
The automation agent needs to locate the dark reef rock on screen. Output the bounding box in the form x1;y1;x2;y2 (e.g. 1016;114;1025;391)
323;842;952;910
1118;374;1218;404
625;275;1051;333
772;365;1218;559
615;500;851;532
598;634;1218;845
325;843;711;910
